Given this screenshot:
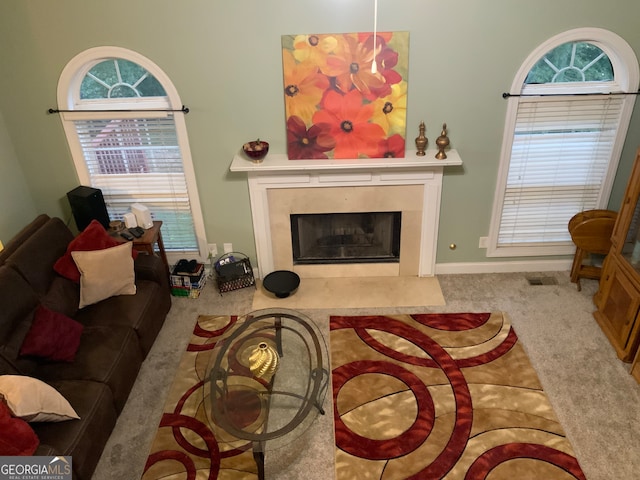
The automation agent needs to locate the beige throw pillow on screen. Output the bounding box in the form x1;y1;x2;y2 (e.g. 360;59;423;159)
0;375;80;422
72;242;136;308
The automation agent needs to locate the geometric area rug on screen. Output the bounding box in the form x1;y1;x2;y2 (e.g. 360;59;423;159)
330;312;587;480
141;314;260;480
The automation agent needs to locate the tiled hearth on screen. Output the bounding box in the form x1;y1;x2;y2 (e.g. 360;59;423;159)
230;149;462;279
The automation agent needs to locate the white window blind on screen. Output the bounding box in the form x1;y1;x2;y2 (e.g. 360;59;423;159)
498;95;623;247
74;116;198;252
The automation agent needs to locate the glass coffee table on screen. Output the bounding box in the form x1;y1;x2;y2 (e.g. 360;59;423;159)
205;308;329;479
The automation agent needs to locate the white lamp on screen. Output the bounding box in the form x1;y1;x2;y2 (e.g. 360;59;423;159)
0;240;4;252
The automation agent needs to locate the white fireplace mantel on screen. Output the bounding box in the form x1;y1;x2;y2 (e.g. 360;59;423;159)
230;149;462;278
230;149;462;173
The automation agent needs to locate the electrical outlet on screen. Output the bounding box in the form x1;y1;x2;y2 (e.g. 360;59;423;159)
223;243;233;253
479;236;488;248
208;243;218;258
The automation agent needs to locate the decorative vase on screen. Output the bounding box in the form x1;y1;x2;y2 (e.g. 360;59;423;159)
435;123;450;159
249;342;279;378
415;121;428;156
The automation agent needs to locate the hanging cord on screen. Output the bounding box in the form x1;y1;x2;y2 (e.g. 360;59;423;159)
48;105;190;114
371;0;378;74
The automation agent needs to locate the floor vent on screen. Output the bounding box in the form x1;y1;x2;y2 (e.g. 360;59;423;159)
526;276;558;286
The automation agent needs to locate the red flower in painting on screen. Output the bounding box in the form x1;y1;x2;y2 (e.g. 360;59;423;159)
371;44;402;98
313;89;386;158
287;116;336;160
375;134;406;158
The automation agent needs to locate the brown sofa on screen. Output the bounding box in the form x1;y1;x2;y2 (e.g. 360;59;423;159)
0;214;171;479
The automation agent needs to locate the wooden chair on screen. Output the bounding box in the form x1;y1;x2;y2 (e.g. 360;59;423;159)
568;209;617;291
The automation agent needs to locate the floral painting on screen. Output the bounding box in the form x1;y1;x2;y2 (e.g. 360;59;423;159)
282;32;409;159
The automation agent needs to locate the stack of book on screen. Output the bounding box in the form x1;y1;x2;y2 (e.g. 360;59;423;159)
170;260;206;298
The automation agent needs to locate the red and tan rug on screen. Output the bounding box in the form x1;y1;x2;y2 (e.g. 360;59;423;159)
142;312;586;479
330;312;586;480
142;314;260;480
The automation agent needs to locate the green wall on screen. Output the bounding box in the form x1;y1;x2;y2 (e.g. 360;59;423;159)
0;109;37;241
1;0;639;265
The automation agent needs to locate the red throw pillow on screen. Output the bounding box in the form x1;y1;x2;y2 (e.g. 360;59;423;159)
19;305;84;362
53;220;137;282
0;401;39;455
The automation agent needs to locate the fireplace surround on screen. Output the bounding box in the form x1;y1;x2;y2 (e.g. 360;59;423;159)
230;149;462;278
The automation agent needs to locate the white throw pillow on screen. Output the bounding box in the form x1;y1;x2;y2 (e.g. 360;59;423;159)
72;242;136;308
0;375;80;422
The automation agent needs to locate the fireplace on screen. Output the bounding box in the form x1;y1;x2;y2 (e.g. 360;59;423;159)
291;212;402;264
230;149;462;278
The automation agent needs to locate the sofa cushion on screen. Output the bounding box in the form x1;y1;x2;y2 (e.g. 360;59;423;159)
54;220;137;283
0;214;50;267
41;276;80;319
36;325;142;413
76;279;169;357
0;375;79;422
5;217;74;296
0;267;40;377
32;380;116;480
72;242;137;308
19;306;83;363
0;401;39;455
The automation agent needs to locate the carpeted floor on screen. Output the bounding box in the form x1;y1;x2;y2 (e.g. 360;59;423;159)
91;272;640;480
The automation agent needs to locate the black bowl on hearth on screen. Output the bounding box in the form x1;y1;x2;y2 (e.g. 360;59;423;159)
262;270;300;298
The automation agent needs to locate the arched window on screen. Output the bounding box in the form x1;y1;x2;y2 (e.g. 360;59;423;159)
487;28;639;257
57;47;206;260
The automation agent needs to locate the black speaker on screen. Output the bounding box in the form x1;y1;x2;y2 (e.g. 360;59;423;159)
67;186;110;231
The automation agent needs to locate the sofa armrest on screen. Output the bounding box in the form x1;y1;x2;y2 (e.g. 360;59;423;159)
134;254;170;293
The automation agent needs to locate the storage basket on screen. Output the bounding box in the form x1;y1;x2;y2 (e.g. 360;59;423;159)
214;252;256;294
170;265;206;298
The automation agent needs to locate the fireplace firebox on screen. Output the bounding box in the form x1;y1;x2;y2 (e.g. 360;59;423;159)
291;212;401;264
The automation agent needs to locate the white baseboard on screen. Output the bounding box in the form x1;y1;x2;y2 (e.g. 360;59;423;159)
435;259;572;275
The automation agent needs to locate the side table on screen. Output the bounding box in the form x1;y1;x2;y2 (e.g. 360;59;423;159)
114;221;170;275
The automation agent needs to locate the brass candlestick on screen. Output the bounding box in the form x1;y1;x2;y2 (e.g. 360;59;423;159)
415;121;428;156
435;123;450;159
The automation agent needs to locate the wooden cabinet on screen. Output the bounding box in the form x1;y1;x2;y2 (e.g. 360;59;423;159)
632;349;640;382
594;147;640;362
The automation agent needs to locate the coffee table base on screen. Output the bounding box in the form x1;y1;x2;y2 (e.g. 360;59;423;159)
253;443;265;480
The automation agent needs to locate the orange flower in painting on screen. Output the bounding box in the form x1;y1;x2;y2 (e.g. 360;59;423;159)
313;89;385;158
322;34;387;96
282;50;329;121
371;82;407;135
